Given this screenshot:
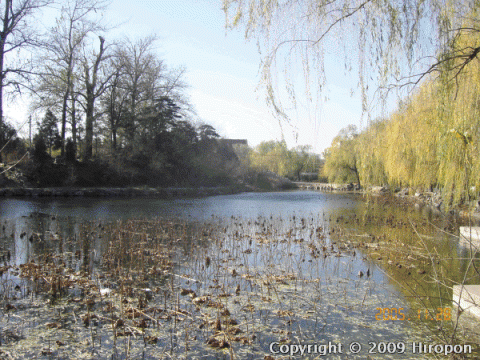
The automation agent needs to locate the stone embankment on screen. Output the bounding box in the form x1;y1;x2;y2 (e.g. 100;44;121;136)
295;182;445;207
294;182;361;192
393;187;444;210
375;187;478;220
0;185;246;198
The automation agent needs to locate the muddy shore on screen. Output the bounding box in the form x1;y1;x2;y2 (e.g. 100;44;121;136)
0;185;248;198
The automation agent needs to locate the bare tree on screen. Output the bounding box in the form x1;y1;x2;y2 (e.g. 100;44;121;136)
118;35;164;142
98;37;192;154
34;0;108;157
0;0;52;161
101;54;127;151
80;35;112;161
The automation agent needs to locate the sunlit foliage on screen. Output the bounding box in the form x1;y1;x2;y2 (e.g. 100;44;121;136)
250;140;320;180
356;119;388;186
223;0;480;126
323;125;360;184
324;25;480;208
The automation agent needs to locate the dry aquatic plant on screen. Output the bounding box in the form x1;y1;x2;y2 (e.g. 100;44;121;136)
0;207;478;359
331;196;480;359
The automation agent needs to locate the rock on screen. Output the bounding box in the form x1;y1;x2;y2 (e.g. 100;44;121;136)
371;186;387;194
100;288;112;296
395;188;409;197
143;288;153;301
229;268;238;277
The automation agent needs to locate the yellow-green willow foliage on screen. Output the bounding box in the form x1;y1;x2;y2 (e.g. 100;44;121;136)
250;140;289;177
223;0;478;126
432;26;480;205
324;26;480;207
381;83;440;190
323;125;361;184
436;78;480;203
226;0;480;207
356;119;388;186
249;140;320;180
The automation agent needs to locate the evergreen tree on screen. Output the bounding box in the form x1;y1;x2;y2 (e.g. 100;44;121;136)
32;135;49;163
0;121;20;163
65;138;76;163
38;110;62;156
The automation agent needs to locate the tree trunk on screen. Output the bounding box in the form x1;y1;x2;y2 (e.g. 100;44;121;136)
84;82;94;160
0;0;9;129
60;91;69;156
353;164;361;188
60;58;74;157
108;99;117;152
0;0;10;163
83;36;105;161
112;127;117;151
71;89;77;159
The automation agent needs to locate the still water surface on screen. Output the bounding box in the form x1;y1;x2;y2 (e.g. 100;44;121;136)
0;190;477;359
0;191;357;220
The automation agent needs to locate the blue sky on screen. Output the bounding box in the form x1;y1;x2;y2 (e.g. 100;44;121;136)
106;0;367;153
8;0;366;153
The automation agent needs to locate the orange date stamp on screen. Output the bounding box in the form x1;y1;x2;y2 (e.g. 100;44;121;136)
375;307;452;321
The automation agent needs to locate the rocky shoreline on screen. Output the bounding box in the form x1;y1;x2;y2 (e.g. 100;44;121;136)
296;181;480;219
392;187;480;220
0;185;248;198
392;187;443;209
2;182;479;219
294;182;361;192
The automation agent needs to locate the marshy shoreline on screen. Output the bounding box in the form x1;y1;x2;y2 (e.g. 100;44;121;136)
1;181;479;224
0;191;479;359
0;185;248;199
295;181;480;220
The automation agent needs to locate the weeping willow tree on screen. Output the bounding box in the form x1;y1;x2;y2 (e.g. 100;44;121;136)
324;31;480;207
436;61;480;204
323;125;361;184
223;1;480;121
225;0;480;208
356;119;388;186
250;140;290;176
249;140;320;179
379;82;440;190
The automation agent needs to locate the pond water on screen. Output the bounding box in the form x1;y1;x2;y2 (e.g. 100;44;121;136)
0;191;357;220
0;190;478;359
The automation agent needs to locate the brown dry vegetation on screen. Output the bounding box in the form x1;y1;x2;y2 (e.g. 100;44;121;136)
0;205;478;359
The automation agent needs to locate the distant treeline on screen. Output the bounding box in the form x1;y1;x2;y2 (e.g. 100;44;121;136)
1;116;244;188
245;140;323;181
322;30;480;209
0;1;247;188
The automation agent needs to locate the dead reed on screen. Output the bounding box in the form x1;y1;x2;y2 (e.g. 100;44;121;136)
0;206;476;359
